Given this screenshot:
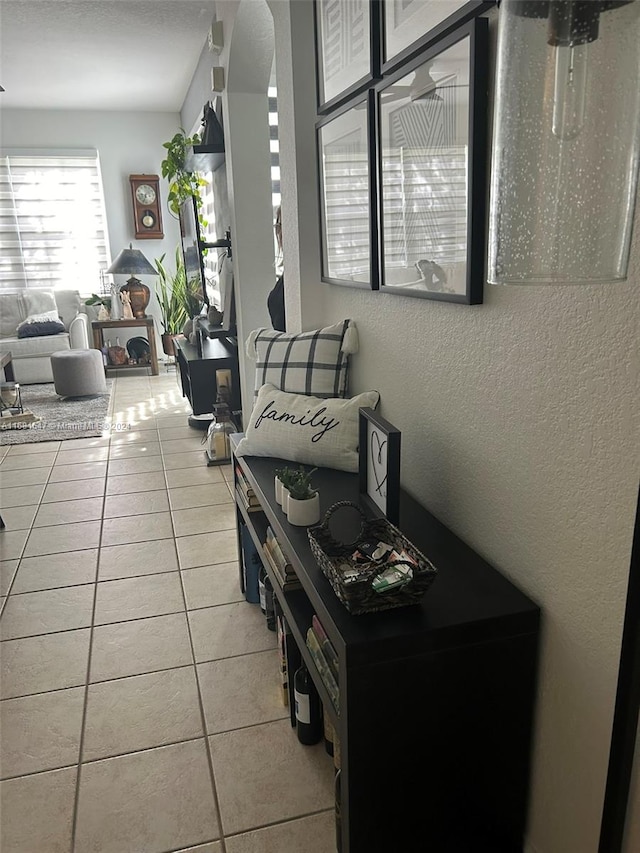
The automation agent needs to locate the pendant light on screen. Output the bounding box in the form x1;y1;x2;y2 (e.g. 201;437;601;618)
487;0;640;285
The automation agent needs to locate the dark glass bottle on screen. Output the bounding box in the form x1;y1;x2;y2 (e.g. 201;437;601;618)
294;664;322;745
264;572;276;631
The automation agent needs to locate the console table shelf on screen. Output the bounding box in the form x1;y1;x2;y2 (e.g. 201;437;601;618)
231;436;540;852
173;334;240;417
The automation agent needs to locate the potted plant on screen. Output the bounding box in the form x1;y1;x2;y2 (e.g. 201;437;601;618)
286;466;320;527
160;128;208;226
154;248;189;356
84;293;112;321
275;465;298;509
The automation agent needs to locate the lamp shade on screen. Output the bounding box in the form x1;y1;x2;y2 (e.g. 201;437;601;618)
106;245;157;277
487;0;640;285
106;244;156;319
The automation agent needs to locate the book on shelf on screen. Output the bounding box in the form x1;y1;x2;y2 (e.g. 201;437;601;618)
311;614;339;681
263;526;300;589
262;542;302;591
237;486;262;513
266;526;292;572
306;626;340;714
235;464;261;510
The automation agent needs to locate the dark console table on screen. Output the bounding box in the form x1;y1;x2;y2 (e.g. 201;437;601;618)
231;435;541;852
173;333;240;417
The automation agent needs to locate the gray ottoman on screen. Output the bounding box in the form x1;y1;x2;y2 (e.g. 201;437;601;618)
51;349;107;397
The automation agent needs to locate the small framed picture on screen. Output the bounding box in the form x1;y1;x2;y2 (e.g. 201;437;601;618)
359;407;401;525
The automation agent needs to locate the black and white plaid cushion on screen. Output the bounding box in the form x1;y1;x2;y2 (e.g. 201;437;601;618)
246;320;358;399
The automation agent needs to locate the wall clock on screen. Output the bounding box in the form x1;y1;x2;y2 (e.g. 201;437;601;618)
129;174;163;239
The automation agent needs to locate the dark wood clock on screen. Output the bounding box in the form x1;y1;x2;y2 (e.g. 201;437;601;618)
129;174;163;239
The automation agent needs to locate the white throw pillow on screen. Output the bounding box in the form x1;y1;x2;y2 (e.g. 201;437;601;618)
23;291;57;316
245;320;359;399
16;310;60;332
235;384;380;473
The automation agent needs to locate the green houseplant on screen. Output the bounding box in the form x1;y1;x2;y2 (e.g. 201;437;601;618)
286;467;320;527
84;293;112;320
160;128;208;226
154;248;190;356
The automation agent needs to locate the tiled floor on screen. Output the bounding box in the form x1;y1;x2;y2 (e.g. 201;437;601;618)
0;370;336;853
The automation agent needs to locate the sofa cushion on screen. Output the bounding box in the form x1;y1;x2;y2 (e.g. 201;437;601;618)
246;320;359;400
23;290;57;317
0;294;27;339
1;333;71;358
235;383;380;473
54;290;83;331
17;320;66;338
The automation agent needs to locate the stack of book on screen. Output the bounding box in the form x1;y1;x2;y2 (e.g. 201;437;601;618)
262;526;301;591
235;463;261;513
306;614;340;714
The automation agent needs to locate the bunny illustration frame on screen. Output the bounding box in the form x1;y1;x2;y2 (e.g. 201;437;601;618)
358;407;400;525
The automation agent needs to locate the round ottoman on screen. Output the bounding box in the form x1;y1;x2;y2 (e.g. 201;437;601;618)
51;349;107;397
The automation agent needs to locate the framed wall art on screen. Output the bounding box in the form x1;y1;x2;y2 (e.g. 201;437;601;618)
382;0;494;71
317;92;376;288
315;0;379;112
359;407;401;524
376;17;488;303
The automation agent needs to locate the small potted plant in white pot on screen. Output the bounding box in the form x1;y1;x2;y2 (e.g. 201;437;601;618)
286;467;319;527
275;465;297;510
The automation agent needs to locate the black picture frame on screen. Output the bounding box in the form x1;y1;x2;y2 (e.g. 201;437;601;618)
381;0;494;73
317;92;377;288
315;0;381;114
359;407;401;525
375;17;488;304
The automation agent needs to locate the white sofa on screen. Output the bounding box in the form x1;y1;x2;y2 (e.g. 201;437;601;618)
0;290;91;384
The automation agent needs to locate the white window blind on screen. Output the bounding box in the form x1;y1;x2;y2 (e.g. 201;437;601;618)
0;151;110;293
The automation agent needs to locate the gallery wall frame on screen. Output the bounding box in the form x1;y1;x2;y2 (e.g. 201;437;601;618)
314;0;381;114
381;0;495;73
317;90;379;288
314;0;490;302
375;17;489;304
358;406;401;525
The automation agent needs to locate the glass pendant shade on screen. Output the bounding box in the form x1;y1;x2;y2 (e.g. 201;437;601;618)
488;0;640;285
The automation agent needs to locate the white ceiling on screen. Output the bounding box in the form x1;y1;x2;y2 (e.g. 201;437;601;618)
0;0;216;111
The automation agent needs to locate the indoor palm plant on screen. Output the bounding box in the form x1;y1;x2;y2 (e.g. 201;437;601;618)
154;248;189;356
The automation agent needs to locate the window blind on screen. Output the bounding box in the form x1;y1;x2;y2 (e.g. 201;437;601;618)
0;152;110;293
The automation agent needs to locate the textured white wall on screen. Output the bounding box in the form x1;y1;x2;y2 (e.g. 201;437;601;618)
1;109;184;354
266;4;640;853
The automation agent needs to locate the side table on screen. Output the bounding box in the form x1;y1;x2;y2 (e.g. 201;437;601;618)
91;318;159;376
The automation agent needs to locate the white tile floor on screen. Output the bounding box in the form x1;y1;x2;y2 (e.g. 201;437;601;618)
0;370;336;853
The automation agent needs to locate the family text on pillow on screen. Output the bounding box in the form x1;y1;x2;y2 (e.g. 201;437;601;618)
235;383;379;473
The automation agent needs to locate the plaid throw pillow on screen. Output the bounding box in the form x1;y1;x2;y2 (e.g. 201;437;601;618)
246;320;358;399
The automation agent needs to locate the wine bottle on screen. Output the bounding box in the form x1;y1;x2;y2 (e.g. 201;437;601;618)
264;572;276;631
294;664;322;745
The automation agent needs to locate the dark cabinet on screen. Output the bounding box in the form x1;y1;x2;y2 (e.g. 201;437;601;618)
173;334;240;417
231;437;540;853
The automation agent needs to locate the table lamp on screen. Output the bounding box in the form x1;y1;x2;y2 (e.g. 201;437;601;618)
106;244;157;318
